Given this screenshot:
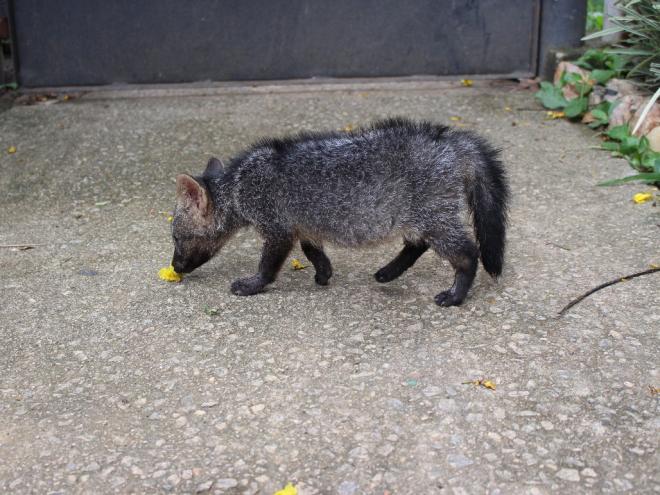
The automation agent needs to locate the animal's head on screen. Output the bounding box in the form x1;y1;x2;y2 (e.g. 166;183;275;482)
170;157;233;273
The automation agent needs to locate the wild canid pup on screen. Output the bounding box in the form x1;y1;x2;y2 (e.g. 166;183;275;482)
169;118;508;306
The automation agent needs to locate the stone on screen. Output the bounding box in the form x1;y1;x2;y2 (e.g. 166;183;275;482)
606;78;640;99
608;95;647;130
338;480;358;495
422;386;441;397
196;481;214;493
646;125;660;152
553;62;590;101
447;454;473;469
215;478;238;489
581;468;597;478
556;468;580;482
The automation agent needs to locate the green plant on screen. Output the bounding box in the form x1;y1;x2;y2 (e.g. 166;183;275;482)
535;81;568;109
588;100;618;128
587;0;605;33
575;49;626;84
583;0;660;88
535;72;594;119
599;124;660;185
631;64;660;135
0;82;18;90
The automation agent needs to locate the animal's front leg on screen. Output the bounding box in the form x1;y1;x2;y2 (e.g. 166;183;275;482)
300;240;333;286
230;234;294;296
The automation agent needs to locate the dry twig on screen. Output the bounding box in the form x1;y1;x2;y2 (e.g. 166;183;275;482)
558;267;660;317
0;243;43;249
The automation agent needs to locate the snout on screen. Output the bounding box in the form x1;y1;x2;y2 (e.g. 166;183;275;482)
172;252;211;274
172;254;193;274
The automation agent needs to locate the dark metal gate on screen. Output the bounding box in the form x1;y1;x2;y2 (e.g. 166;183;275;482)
3;0;585;88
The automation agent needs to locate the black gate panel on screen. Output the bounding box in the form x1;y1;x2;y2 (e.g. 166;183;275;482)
13;0;541;87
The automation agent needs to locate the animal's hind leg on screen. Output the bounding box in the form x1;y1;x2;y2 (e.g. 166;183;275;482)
425;225;479;307
301;240;333;286
374;240;428;283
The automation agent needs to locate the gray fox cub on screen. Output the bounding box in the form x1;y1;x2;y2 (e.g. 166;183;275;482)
170;118;508;306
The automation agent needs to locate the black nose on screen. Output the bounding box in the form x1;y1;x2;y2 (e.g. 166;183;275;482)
171;257;188;274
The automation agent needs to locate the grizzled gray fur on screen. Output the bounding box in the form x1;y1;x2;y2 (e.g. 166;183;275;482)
170;118;508;306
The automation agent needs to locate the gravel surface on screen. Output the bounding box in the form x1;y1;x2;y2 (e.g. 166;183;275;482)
1;80;658;494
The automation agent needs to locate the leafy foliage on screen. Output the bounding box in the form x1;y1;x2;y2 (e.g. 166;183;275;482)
535;82;568;109
587;0;604;33
588;100;618;129
564;96;589;118
536;48;658;187
598;124;660;186
535;72;594;120
584;0;660;87
575;49;626;74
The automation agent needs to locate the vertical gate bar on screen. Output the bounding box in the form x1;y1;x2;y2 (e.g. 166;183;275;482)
529;0;543;78
0;0;17;86
538;0;588;79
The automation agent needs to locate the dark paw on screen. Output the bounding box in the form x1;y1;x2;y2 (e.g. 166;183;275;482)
434;290;464;307
314;273;329;286
374;266;399;283
230;276;266;296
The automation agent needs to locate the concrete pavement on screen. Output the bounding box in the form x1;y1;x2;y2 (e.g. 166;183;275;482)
1;79;658;494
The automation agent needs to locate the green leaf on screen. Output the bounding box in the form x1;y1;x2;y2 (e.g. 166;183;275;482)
606;124;630;142
598;172;660;186
588;108;609;128
534;83;568;110
0;82;18;90
564;97;589;118
560;72;583;87
641;153;660;173
573;80;593;97
576;49;606;69
620;135;641;155
605;48;653;57
628;154;642;171
590;69;616;84
601;141;621;152
582;26;624;41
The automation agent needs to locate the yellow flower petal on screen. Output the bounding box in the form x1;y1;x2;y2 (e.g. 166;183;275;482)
460;79;473;87
450;116;461;122
546;111;565;120
7;146;16;154
158;265;182;282
463;378;496;390
273;483;297;495
481;380;496;390
632;192;653;204
291;258;307;270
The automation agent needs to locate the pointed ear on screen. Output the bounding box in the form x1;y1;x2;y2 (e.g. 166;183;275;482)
203;157;224;178
175;174;209;213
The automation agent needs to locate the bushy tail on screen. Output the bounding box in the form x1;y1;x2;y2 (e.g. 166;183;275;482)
467;144;509;277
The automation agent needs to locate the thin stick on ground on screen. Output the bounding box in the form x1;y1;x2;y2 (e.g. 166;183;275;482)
558;267;660;317
0;244;44;249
